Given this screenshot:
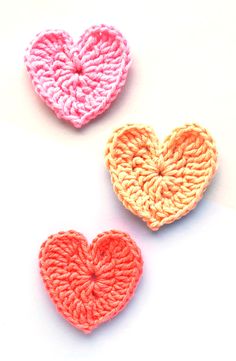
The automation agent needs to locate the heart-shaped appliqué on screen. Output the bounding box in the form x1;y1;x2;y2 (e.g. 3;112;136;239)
25;25;130;128
105;123;217;231
39;230;143;333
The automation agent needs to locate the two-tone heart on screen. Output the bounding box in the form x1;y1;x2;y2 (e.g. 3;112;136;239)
39;230;143;333
105;123;217;230
25;25;130;128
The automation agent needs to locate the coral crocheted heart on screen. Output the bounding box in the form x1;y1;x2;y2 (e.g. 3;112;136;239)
39;230;143;333
105;123;217;231
25;25;130;128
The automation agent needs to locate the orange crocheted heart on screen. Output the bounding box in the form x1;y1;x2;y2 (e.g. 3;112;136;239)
39;230;143;333
105;123;217;231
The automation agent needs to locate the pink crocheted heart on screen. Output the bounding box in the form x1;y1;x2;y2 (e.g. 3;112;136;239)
25;25;131;128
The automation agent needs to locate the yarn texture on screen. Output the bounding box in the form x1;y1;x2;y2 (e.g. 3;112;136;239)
39;230;143;333
105;123;217;231
25;25;130;128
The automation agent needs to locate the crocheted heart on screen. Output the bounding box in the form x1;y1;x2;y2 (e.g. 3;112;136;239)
105;123;217;231
25;25;130;128
39;230;143;333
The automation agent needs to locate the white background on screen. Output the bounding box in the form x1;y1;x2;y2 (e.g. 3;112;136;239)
0;0;236;360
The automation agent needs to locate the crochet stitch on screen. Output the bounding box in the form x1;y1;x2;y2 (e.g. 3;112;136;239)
25;25;130;128
39;230;143;333
105;123;217;231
